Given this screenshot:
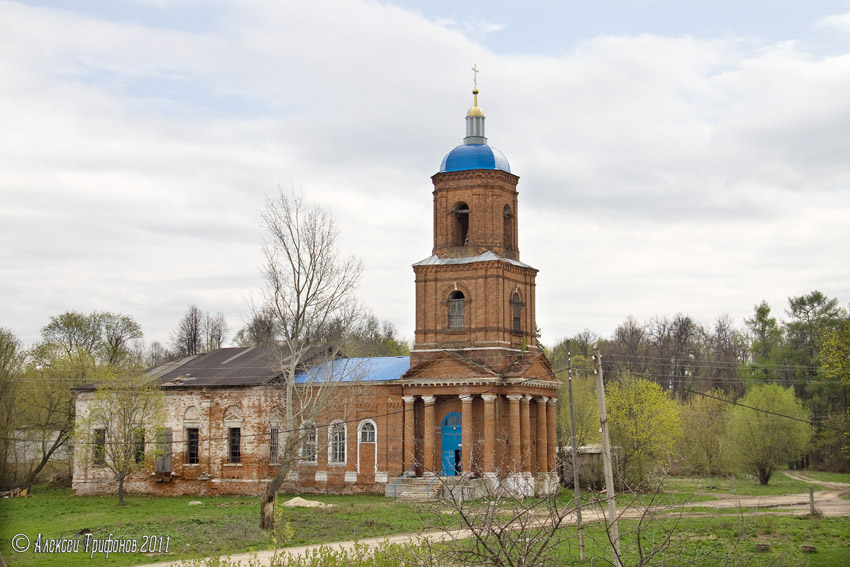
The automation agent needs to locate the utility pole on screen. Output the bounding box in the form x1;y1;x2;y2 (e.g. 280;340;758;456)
567;352;585;560
595;350;621;567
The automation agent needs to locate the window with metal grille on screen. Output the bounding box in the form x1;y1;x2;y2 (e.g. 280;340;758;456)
448;290;465;328
93;428;106;465
269;427;280;465
511;292;522;333
359;421;376;443
186;428;199;464
133;429;145;464
228;427;241;464
329;422;346;464
301;423;317;462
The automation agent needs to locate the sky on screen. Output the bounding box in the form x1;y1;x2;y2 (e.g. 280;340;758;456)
1;0;849;351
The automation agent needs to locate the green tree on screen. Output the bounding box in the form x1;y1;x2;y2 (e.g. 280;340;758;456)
19;311;144;487
0;328;24;485
677;390;729;476
74;369;165;505
725;384;814;485
821;318;850;390
557;355;599;449
606;376;681;487
742;300;785;381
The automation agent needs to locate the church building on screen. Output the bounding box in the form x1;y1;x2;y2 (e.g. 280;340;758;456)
72;83;560;497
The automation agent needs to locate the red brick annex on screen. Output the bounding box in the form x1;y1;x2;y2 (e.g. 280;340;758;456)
72;86;561;498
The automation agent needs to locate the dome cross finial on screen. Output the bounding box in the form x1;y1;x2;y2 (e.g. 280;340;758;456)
471;63;480;91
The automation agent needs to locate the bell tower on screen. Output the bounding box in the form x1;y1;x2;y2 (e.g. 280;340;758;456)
411;82;539;370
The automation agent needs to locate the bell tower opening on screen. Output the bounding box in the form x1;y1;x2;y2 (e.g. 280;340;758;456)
503;205;513;250
452;202;470;247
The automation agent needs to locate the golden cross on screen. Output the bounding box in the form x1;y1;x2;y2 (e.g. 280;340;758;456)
471;64;480;90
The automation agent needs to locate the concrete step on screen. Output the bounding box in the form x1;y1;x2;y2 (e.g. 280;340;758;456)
386;476;441;500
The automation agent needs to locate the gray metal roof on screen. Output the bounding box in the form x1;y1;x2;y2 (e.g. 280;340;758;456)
413;250;534;269
152;348;410;389
157;347;282;388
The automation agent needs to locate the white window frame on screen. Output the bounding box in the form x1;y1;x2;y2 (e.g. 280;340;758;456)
328;421;347;465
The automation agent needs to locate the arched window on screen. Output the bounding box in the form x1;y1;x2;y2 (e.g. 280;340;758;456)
451;202;470;246
503;205;513;249
359;421;376;443
448;290;465;328
511;292;522;333
329;422;346;464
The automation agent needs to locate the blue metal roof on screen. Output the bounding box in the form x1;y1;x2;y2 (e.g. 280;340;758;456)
439;144;511;173
294;356;410;383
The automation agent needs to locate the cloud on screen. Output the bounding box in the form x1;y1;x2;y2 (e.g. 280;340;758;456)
815;12;850;32
0;0;848;351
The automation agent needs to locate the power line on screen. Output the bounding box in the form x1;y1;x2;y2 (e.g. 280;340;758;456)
680;387;847;433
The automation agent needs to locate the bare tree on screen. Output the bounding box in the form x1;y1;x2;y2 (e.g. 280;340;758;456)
171;304;204;356
202;311;229;351
144;340;174;368
170;305;229;356
258;189;363;530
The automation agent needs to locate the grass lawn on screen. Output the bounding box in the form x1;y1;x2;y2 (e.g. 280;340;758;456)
550;515;850;566
799;470;850;484
0;489;424;567
2;472;848;567
662;473;825;497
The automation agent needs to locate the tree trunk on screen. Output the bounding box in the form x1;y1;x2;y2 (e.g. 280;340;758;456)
260;489;276;531
118;476;125;506
757;467;771;486
24;432;68;489
260;465;290;531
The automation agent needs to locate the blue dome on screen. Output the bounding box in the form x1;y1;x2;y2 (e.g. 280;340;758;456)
439;143;511;173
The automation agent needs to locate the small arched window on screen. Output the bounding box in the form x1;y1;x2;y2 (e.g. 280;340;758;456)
511;292;522;333
451;202;470;246
359;421;376;443
503;205;513;249
448;290;465;328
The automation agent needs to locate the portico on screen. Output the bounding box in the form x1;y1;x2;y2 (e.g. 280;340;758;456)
399;389;559;480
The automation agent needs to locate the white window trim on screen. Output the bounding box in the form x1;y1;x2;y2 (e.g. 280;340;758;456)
328;420;347;466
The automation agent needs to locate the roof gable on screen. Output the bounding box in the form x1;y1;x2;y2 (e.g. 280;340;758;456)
402;351;499;381
501;350;557;382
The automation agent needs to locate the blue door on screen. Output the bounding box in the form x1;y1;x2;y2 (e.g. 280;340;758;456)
441;412;462;476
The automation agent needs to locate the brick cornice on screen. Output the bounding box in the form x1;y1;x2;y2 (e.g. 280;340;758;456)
413;259;538;276
431;169;520;185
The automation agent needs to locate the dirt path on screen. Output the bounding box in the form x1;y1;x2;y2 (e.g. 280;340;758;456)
138;472;850;567
667;471;850;517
